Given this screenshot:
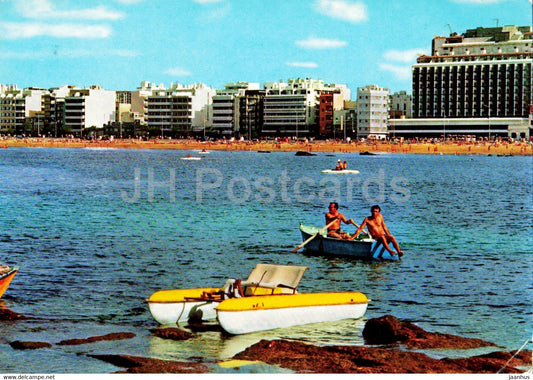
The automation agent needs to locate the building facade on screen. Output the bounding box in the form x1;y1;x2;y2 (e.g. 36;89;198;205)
0;86;45;135
64;86;116;136
357;85;390;139
211;82;260;136
262;78;350;137
146;83;215;137
406;25;532;138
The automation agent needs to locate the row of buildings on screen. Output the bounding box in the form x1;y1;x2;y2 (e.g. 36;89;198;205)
1;25;531;140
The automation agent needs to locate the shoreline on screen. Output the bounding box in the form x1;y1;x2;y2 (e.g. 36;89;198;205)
2;137;532;156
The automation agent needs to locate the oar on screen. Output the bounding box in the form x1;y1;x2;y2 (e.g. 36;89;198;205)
292;220;337;252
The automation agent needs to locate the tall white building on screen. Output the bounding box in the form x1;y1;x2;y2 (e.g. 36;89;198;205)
64;86;116;135
357;85;390;139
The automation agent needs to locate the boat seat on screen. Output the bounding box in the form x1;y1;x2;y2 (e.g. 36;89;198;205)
240;263;309;294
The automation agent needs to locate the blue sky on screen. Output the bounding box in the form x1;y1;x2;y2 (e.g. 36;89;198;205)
0;0;531;96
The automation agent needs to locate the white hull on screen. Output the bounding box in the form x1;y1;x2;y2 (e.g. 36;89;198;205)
217;302;368;335
180;157;201;160
321;169;359;174
148;300;218;325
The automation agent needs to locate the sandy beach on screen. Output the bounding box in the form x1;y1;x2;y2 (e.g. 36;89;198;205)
2;137;532;156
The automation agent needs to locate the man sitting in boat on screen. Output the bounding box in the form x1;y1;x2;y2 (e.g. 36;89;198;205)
349;205;404;257
334;160;343;171
326;202;358;240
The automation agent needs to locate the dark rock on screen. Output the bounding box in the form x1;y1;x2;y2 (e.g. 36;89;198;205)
233;339;529;374
57;332;136;346
89;354;209;374
363;315;495;349
362;315;403;343
10;340;52;350
295;151;316;156
0;308;26;320
150;327;193;341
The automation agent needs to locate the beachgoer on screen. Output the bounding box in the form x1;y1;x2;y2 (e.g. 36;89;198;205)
335;160;342;171
343;160;347;170
350;205;404;257
325;202;358;240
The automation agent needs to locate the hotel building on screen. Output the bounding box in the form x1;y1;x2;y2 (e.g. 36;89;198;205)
391;25;532;139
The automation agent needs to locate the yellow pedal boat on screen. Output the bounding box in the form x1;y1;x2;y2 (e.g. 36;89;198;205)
147;263;369;335
0;265;18;298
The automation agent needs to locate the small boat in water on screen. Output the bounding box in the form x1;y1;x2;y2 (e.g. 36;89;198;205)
298;224;397;260
180;155;201;160
0;265;18;298
147;263;369;334
321;169;360;174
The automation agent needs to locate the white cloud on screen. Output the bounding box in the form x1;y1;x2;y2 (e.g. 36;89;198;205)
295;37;348;49
383;48;426;63
379;63;412;81
314;0;367;23
165;67;192;76
15;0;124;20
0;22;112;39
285;62;319;68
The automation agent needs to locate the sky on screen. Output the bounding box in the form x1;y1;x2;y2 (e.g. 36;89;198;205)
0;0;531;97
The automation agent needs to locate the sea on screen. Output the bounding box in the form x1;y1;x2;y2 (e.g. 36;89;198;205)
0;147;531;374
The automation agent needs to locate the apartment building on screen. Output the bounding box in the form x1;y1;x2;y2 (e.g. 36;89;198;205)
262;78;350;136
0;85;45;135
211;82;260;136
42;85;71;137
146;83;215;137
392;25;532;138
131;81;167;125
318;91;346;136
389;91;413;119
357;85;390;139
64;86;116;136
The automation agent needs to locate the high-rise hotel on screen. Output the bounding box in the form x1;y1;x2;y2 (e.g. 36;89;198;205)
392;25;532;139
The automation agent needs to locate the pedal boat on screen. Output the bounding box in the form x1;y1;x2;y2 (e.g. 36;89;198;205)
0;265;18;298
146;263;369;335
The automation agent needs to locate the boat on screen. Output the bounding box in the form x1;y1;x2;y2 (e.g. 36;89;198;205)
147;263;369;335
180;155;201;160
298;223;397;260
198;149;210;155
0;266;18;298
321;169;360;174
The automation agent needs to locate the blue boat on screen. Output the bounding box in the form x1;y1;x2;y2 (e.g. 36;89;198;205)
298;224;397;260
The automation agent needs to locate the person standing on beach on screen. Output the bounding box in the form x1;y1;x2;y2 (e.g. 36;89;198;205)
326;202;358;240
350;205;404;257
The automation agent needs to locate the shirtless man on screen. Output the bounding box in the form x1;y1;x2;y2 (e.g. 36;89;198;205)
325;202;358;240
350;205;404;257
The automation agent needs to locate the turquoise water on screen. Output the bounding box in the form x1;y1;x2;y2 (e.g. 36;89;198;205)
0;147;531;373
